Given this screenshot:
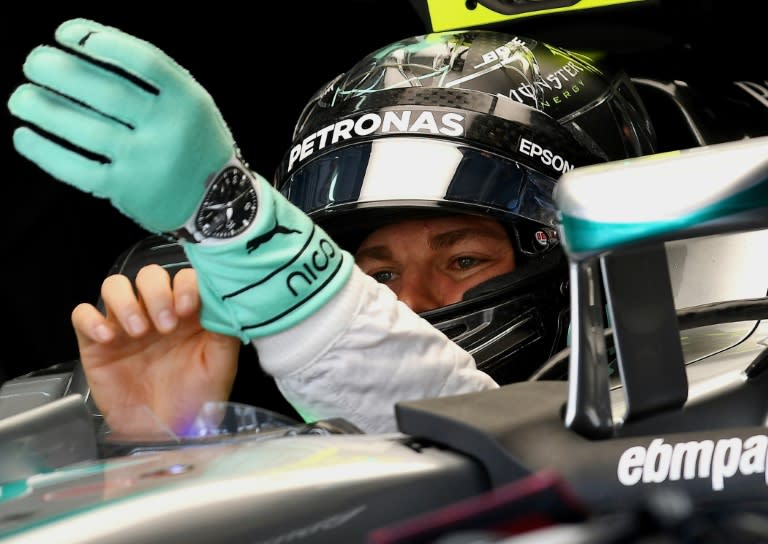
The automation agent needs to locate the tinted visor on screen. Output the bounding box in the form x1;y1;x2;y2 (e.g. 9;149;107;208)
277;137;560;250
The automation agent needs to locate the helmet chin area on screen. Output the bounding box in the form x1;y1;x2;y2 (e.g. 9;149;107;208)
421;257;569;384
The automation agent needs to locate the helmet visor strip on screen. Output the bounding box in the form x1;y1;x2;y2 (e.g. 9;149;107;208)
278;136;561;230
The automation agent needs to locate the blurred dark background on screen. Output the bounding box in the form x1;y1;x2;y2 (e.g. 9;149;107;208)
0;1;762;382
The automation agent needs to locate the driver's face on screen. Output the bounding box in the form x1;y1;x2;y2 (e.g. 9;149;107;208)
355;215;516;313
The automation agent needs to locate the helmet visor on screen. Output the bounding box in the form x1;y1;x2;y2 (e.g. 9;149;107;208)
277;137;560;238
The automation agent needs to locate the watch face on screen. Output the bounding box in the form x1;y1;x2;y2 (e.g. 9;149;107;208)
196;166;259;239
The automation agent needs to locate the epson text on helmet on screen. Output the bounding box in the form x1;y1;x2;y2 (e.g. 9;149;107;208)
617;435;768;491
519;137;574;174
288;111;465;172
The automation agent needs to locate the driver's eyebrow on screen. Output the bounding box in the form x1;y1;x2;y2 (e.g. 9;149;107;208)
355;227;508;262
429;227;508;250
355;245;393;262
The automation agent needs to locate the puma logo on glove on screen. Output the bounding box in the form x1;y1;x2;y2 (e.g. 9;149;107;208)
247;221;301;253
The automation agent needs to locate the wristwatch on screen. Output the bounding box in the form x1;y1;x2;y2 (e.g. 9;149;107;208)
173;159;259;243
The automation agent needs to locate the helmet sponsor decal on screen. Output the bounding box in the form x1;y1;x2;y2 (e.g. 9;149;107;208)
542;44;603;76
617;435;768;491
534;229;552;247
510;75;587;107
519;137;574;173
287;110;465;172
472;36;529;70
506;44;602;108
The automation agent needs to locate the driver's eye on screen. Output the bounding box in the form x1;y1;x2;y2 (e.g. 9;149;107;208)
371;270;395;284
454;256;482;270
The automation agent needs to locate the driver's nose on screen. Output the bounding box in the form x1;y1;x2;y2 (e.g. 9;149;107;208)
397;269;443;313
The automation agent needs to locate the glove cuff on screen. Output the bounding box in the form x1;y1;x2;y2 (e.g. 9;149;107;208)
181;173;354;340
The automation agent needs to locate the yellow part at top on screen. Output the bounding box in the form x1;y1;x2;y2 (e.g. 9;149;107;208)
425;0;646;31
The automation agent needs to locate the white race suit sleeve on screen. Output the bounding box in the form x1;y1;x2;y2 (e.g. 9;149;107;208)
253;266;499;433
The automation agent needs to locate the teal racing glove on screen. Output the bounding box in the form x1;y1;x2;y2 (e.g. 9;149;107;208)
8;18;353;340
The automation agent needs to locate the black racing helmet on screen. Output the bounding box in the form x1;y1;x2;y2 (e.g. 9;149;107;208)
273;30;655;384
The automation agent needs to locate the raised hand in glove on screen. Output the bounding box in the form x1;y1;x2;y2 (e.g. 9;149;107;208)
8;18;353;341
